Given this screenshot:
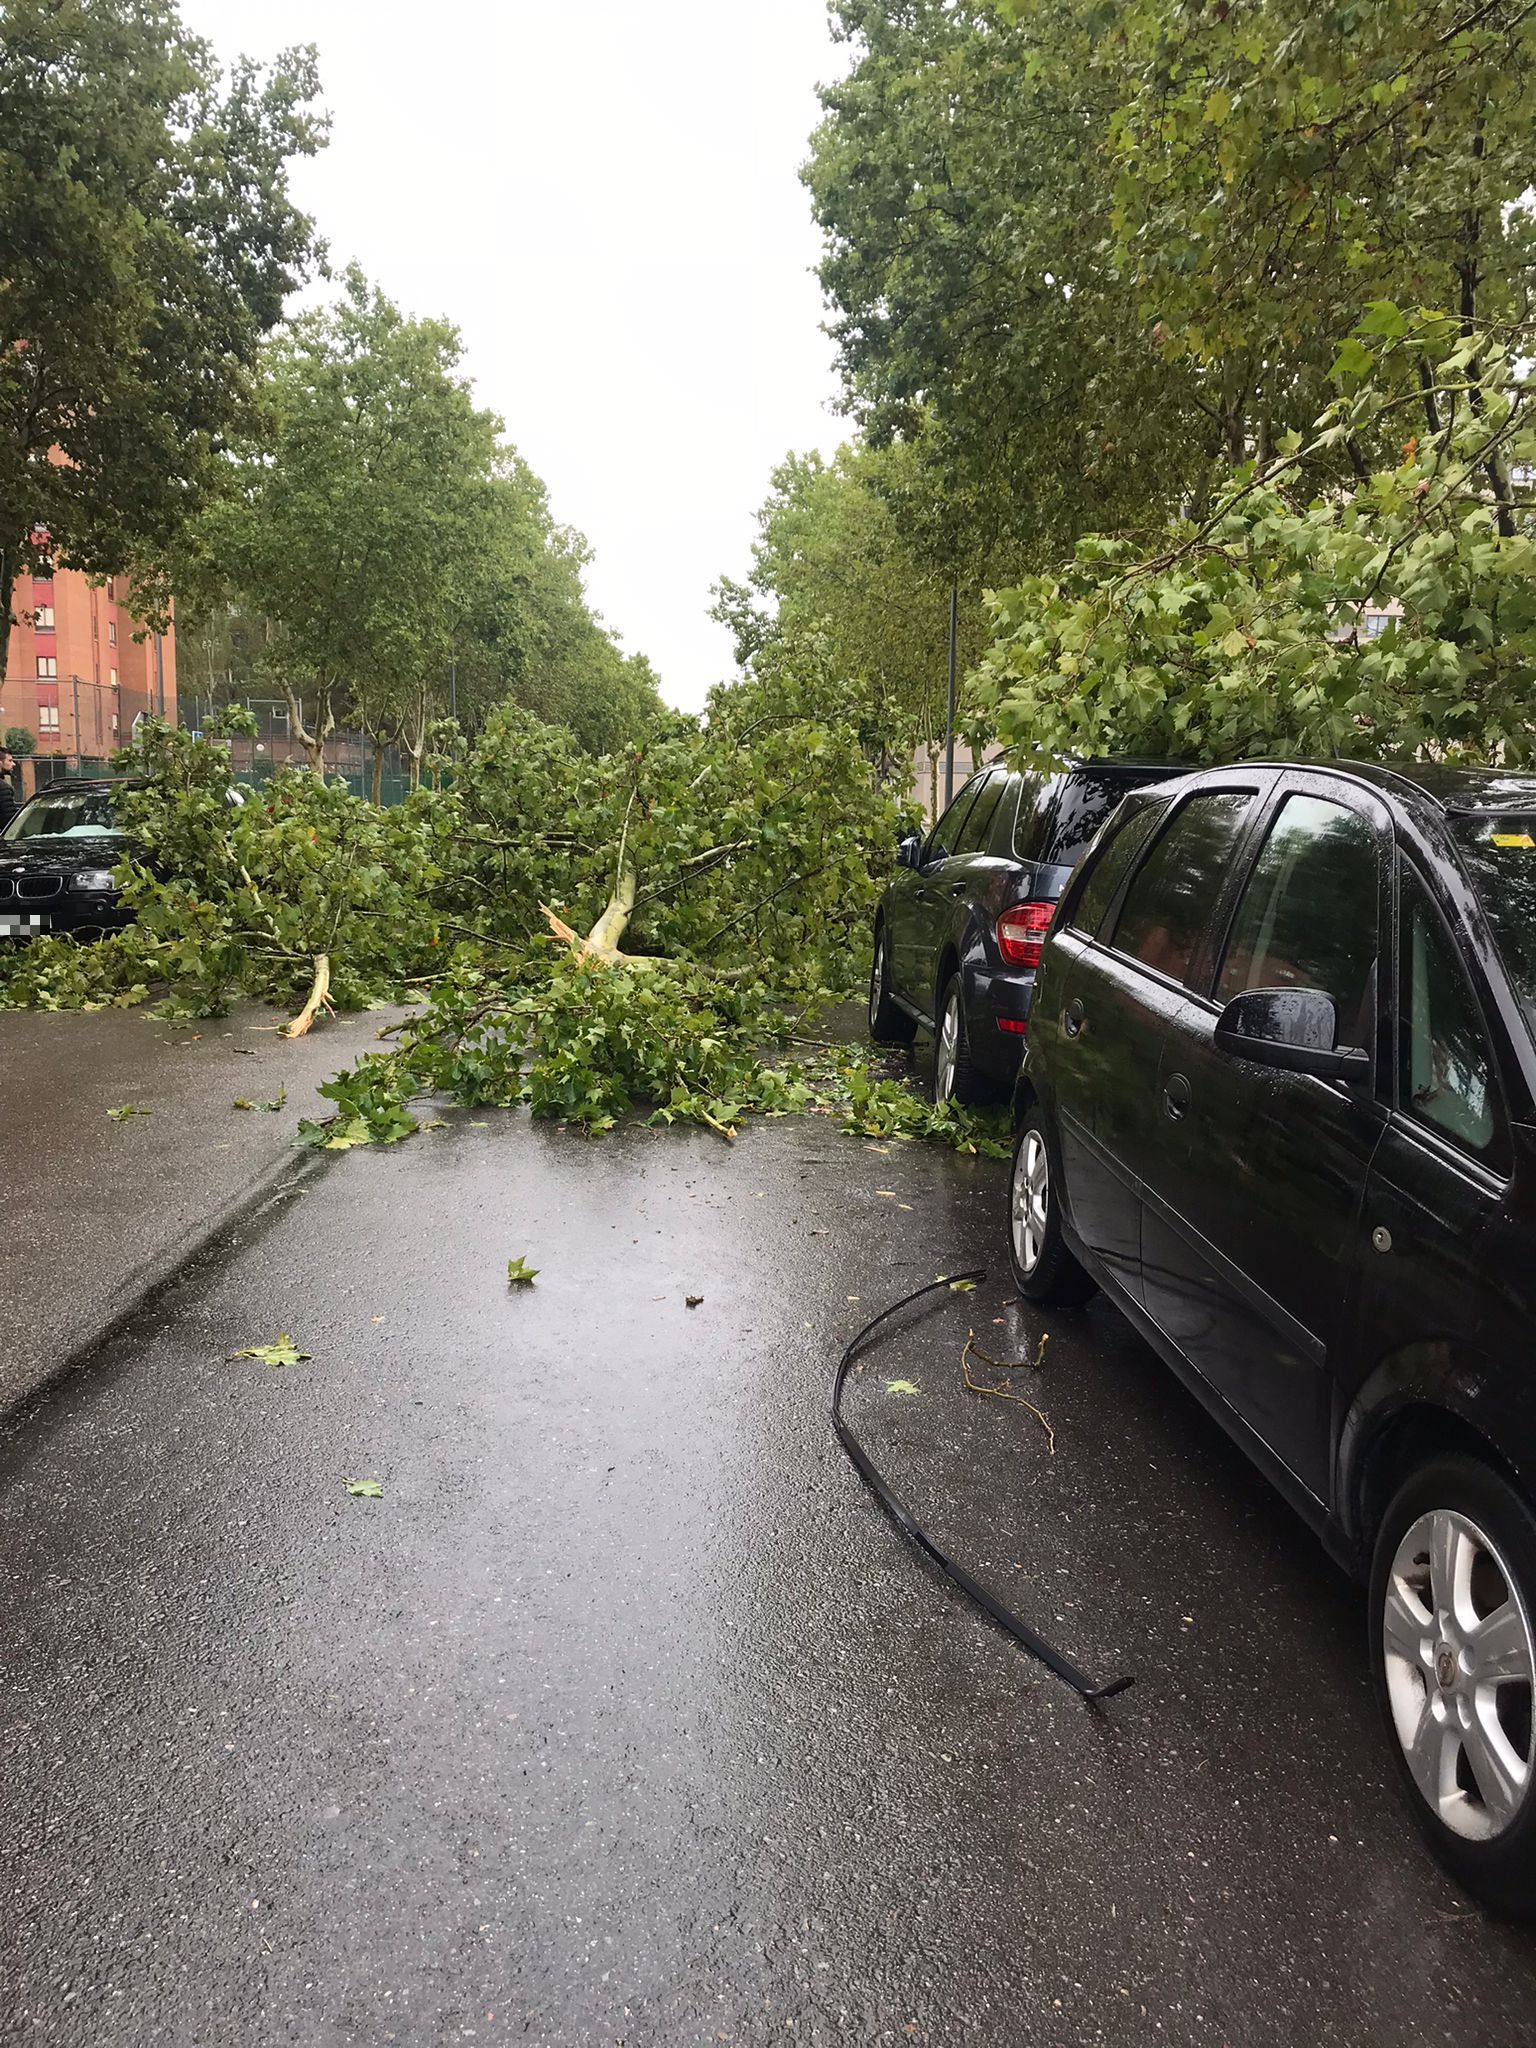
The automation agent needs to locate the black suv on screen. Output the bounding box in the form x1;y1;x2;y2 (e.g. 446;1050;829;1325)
0;781;134;939
1011;758;1536;1912
869;759;1183;1100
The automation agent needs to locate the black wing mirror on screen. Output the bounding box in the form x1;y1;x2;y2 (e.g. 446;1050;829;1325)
1214;988;1369;1082
896;834;923;870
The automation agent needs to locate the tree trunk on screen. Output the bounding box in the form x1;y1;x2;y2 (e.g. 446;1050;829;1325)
370;734;385;806
282;681;333;778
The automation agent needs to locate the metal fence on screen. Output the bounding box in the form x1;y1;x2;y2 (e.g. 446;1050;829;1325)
23;698;416;806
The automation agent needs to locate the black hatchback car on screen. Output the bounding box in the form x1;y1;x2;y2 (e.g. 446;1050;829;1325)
1011;758;1536;1911
0;780;135;939
868;758;1184;1101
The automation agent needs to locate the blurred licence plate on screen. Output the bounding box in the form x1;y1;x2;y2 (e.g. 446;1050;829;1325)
0;912;47;937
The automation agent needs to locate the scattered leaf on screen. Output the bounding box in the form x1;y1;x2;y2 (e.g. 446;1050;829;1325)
886;1379;921;1396
229;1333;311;1368
685;1294;704;1308
106;1104;150;1121
344;1478;383;1498
506;1255;539;1286
948;1278;977;1293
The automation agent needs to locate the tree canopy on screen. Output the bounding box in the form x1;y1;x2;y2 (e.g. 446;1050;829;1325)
180;275;661;775
0;0;325;697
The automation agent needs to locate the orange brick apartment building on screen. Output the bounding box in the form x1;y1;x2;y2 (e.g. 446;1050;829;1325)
1;565;176;762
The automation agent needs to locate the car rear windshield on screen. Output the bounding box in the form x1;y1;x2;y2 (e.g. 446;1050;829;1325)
1450;813;1536;1025
3;789;120;840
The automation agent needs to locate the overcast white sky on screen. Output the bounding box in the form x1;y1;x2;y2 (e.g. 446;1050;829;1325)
178;0;849;712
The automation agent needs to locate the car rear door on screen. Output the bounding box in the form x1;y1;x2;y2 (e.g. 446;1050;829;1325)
1041;783;1262;1304
1141;774;1390;1501
899;774;986;1018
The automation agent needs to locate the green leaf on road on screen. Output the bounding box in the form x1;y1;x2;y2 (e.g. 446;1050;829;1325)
507;1256;539;1286
886;1380;921;1396
106;1104;150;1121
344;1477;383;1498
233;1085;287;1113
230;1333;312;1368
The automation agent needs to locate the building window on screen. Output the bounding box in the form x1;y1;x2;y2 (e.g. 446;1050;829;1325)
111;712;119;732
37;655;57;679
110;667;118;688
33;567;52;587
33;605;53;629
1363;611;1392;639
108;621;117;645
105;578;116;600
38;705;59;732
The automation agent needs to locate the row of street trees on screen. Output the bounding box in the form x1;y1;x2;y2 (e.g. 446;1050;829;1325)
742;0;1536;770
0;1;659;777
178;271;660;784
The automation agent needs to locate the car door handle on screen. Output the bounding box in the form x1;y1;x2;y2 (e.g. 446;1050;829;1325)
1064;998;1085;1038
1163;1073;1191;1121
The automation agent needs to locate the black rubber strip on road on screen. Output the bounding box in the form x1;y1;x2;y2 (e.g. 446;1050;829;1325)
831;1269;1135;1704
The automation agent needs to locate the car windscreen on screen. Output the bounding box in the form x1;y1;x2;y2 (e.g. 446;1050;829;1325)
1450;813;1536;1026
3;789;120;841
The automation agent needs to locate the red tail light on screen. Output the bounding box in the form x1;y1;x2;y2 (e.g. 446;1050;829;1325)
997;900;1055;970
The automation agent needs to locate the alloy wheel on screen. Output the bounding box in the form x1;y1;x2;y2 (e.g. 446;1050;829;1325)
1011;1128;1049;1276
935;991;960;1101
1383;1507;1536;1840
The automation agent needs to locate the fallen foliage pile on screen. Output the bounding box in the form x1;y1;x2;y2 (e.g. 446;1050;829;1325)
0;670;1009;1159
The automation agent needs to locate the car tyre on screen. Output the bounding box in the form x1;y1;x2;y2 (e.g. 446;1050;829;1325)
932;971;988;1106
1369;1453;1536;1917
868;924;917;1045
1007;1105;1095;1306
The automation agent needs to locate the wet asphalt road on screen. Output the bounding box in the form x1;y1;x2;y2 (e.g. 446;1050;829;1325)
3;1105;1536;2045
0;1003;405;1411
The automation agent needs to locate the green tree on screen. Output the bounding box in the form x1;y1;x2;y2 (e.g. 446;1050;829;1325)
726;440;1004;792
808;0;1536;562
190;269;503;778
0;0;325;712
447;458;663;755
806;1;1207;566
972;311;1536;768
3;725;35;756
1101;0;1536;499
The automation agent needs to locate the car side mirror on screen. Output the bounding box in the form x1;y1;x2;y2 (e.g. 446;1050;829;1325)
1214;988;1370;1082
896;835;923;870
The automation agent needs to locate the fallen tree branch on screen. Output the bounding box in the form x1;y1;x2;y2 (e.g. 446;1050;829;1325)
961;1329;1055;1453
284;953;333;1038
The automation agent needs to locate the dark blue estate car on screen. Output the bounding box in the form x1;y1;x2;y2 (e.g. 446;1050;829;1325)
1010;757;1536;1914
868;758;1185;1101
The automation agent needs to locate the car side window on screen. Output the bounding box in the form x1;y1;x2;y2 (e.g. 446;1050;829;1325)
953;774;1005;857
1399;863;1504;1163
1012;773;1060;860
1217;794;1380;1048
923;781;980;864
1107;791;1254;987
1069;796;1167;935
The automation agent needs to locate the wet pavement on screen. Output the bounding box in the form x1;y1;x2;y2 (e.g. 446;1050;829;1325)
0;1004;406;1411
2;1106;1535;2045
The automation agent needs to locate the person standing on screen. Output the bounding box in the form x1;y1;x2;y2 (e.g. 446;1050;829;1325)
0;746;19;832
